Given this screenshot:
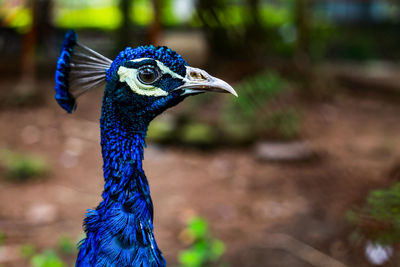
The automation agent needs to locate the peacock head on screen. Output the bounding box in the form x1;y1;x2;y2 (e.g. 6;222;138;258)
55;30;236;126
105;45;236;121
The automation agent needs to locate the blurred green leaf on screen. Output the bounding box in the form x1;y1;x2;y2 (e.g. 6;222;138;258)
181;123;216;146
0;232;4;246
188;217;208;238
210;240;225;260
260;4;292;27
178;249;203;267
31;250;66;267
177;216;226;267
1;5;32;33
0;149;49;181
58;235;75;255
55;7;121;30
20;244;36;258
348;182;400;245
131;0;153;26
147;118;176;143
222;71;300;141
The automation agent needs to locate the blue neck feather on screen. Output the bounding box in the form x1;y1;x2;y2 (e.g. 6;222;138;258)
76;85;166;267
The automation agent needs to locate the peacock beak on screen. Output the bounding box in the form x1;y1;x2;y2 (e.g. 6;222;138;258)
174;66;238;97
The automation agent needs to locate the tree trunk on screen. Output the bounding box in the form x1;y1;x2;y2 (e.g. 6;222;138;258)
118;0;131;49
148;0;162;45
19;0;37;93
37;0;52;53
247;0;261;26
294;0;313;95
294;0;310;62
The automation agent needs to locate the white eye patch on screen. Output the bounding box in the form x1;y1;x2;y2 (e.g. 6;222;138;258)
118;66;168;97
117;58;186;97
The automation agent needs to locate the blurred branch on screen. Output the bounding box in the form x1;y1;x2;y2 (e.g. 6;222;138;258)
261;233;347;267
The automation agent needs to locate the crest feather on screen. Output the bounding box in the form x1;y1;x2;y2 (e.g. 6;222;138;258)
54;30;112;113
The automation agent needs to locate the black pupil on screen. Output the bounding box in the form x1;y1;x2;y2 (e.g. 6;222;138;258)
139;68;157;84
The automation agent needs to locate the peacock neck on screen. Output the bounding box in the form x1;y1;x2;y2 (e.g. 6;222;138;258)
98;90;157;221
75;91;165;267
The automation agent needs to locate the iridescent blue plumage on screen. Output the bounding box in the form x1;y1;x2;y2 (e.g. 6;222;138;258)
54;30;77;113
54;30;236;267
76;48;187;267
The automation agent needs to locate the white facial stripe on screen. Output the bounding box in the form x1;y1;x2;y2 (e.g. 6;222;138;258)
117;58;188;97
118;66;168;97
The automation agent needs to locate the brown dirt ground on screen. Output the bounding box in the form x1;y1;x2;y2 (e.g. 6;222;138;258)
0;82;400;267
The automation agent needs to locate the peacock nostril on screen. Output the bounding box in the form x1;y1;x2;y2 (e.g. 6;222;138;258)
189;71;206;81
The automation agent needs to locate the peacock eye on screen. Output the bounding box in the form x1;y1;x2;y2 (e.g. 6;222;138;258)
137;66;160;85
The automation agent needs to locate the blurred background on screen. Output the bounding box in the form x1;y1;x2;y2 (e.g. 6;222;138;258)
2;0;400;266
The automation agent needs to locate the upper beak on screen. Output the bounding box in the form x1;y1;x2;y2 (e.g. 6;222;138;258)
174;66;238;97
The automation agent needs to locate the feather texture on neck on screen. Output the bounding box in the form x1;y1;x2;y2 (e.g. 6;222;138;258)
76;85;165;267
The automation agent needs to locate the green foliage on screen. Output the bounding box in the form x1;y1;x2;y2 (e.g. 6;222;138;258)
0;149;49;181
223;71;301;141
180;123;217;146
303;21;336;61
260;109;301;140
340;36;376;61
177;217;226;267
55;7;121;30
348;183;400;245
0;232;4;246
147;118;176;143
234;71;288;117
148;117;219;146
131;0;154;26
58;235;76;255
30;250;66;267
20;244;36;258
53;0;121;29
1;6;32;33
260;3;292;27
20;234;77;267
21;245;66;267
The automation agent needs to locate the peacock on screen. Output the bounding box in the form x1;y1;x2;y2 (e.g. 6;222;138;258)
54;30;237;267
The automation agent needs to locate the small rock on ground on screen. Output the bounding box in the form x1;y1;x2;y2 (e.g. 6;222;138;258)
254;141;317;162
